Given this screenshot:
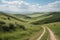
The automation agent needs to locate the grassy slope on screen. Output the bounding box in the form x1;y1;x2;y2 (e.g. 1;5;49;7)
0;12;60;40
28;13;43;17
0;12;42;40
14;14;32;22
31;12;60;25
30;12;60;40
44;22;60;40
21;12;60;40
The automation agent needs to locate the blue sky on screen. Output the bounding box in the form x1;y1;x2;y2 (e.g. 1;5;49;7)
23;0;59;5
0;0;60;13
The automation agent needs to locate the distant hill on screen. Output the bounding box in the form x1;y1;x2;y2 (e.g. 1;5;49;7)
31;12;60;25
0;12;27;32
14;14;31;19
27;12;45;17
0;12;29;22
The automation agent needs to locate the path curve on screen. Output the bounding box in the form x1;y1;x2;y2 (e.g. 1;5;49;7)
46;27;57;40
36;26;46;40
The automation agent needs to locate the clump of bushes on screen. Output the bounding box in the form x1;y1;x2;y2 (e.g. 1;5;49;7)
15;23;26;30
1;25;10;32
19;25;26;30
9;23;16;31
8;17;11;20
0;21;26;32
0;21;5;24
0;23;16;32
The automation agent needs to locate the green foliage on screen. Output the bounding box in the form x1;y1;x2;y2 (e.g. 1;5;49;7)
0;12;60;40
45;22;60;40
0;12;42;40
0;21;5;24
31;12;60;25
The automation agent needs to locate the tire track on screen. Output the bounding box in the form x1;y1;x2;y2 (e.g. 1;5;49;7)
46;27;57;40
36;26;46;40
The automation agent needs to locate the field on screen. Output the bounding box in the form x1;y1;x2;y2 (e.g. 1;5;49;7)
0;12;60;40
45;22;60;40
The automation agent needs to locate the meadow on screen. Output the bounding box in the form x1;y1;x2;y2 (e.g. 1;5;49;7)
0;12;60;40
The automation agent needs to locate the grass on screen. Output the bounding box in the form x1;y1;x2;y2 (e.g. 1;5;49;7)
0;25;42;40
40;28;49;40
44;22;60;40
0;12;60;40
0;12;43;40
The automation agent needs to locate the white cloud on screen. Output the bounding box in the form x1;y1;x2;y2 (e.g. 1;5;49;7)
0;0;60;12
0;0;30;12
2;0;22;5
28;4;40;12
39;1;60;12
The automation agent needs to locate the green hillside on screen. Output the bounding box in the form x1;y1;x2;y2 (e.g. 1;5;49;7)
0;12;42;40
31;12;60;25
14;14;31;19
30;12;60;40
0;12;29;22
45;22;60;40
27;13;44;17
0;12;60;40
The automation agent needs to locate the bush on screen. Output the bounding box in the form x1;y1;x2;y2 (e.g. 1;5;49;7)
15;23;26;30
3;18;7;20
0;21;5;24
0;22;26;32
0;23;16;32
1;25;9;32
9;23;16;31
8;17;10;20
19;25;26;30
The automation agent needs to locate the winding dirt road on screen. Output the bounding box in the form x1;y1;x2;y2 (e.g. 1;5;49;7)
37;26;46;40
36;26;57;40
46;27;57;40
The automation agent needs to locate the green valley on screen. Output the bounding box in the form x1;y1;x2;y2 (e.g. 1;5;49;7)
0;12;60;40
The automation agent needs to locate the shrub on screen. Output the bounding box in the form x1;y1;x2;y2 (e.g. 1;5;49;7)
19;25;26;30
0;21;5;24
0;23;16;32
15;23;26;30
2;25;9;32
9;23;16;31
3;18;7;20
8;17;10;20
0;38;2;40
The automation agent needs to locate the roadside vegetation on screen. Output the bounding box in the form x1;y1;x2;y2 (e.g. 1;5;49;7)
0;12;60;40
45;22;60;40
0;12;42;40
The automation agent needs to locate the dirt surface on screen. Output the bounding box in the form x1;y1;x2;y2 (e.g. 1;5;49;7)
37;26;46;40
46;27;57;40
36;26;57;40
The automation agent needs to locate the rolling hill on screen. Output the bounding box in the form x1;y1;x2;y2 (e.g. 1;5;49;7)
31;12;60;25
0;12;60;40
0;12;42;40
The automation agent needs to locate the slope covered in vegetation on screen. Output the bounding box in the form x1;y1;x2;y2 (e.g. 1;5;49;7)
0;12;42;40
31;12;60;25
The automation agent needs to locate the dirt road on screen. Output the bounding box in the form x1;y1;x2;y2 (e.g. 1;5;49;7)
37;26;46;40
36;26;57;40
46;27;57;40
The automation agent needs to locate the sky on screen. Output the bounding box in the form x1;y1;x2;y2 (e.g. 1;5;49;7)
0;0;60;13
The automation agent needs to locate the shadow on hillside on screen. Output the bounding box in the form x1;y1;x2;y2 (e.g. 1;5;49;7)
0;12;28;22
14;14;31;19
0;21;26;32
31;12;60;25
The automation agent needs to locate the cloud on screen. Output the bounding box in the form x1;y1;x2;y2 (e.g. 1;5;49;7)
28;1;60;12
2;0;22;5
0;0;30;12
0;0;60;12
39;1;60;12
